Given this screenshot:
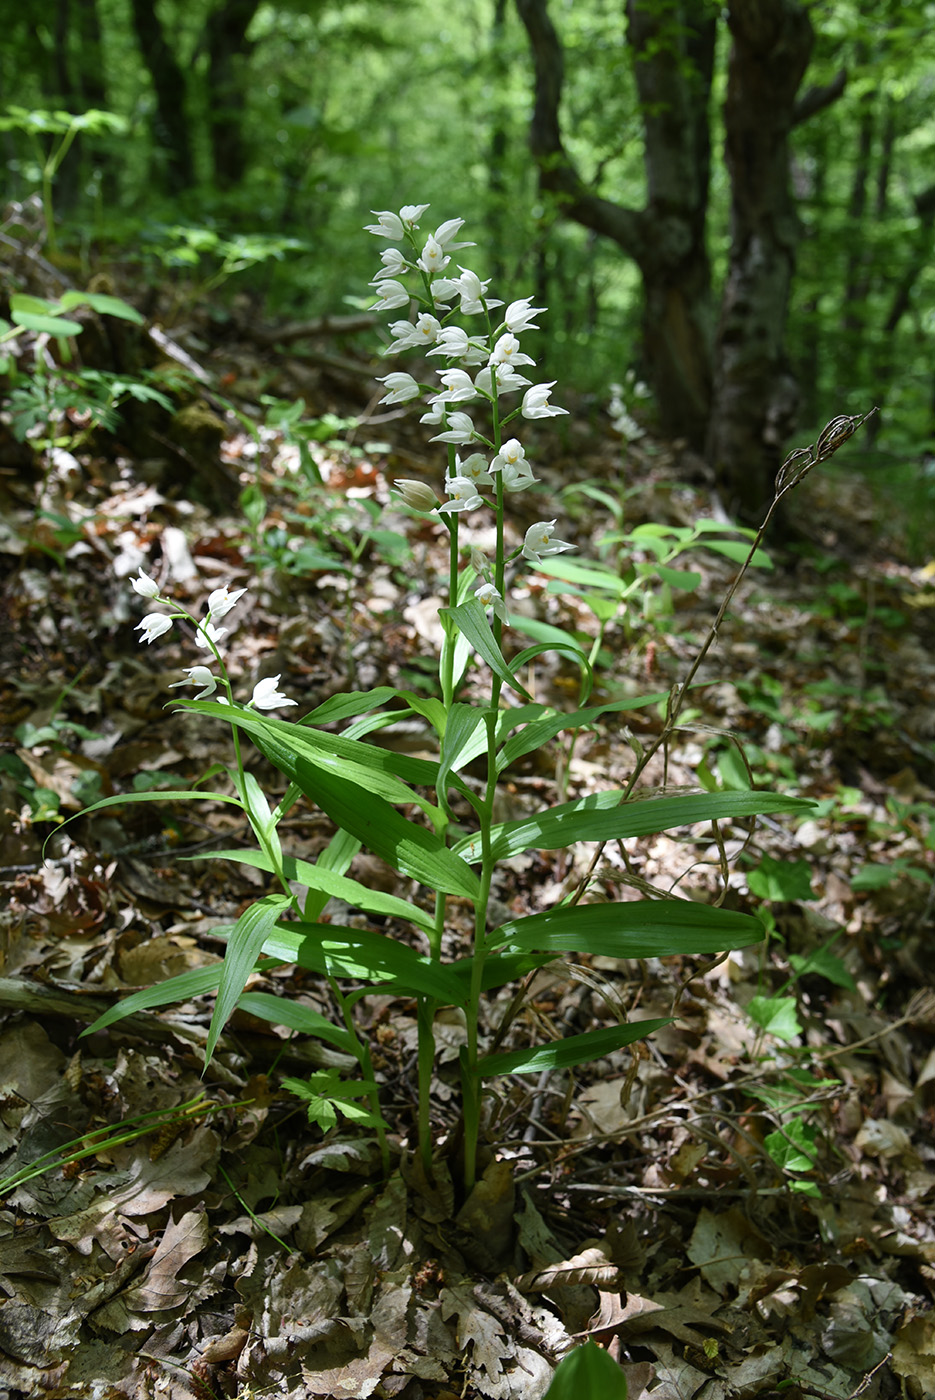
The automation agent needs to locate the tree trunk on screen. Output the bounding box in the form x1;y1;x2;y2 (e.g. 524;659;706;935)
204;0;261;190
514;0;715;450
129;0;195;193
706;0;815;523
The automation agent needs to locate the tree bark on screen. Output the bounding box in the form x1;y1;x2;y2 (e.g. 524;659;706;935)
706;0;816;523
514;0;716;450
129;0;195;193
204;0;261;189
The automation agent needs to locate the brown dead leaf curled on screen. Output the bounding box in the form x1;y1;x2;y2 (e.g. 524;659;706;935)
515;1243;622;1293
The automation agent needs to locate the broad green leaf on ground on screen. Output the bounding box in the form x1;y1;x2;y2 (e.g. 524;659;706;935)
747;994;803;1040
788;946;856;990
478;1018;672;1076
455;789;816;863
747;854;815;902
492;899;764;957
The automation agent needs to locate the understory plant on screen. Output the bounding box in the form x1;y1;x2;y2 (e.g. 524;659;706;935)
80;204;861;1196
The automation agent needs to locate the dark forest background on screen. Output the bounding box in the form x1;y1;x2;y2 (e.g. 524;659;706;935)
2;0;934;533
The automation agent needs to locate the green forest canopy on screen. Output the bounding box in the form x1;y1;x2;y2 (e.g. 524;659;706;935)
1;0;934;522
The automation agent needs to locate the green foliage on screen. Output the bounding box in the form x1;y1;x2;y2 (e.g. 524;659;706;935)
73;205;828;1197
281;1069;390;1133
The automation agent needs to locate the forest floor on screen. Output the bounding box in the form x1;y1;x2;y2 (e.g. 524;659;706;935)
1;296;935;1400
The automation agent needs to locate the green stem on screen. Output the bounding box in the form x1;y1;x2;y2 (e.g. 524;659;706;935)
462;391;506;1194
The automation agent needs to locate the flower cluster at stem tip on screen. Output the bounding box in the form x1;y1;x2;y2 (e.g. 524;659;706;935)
129;569;296;710
366;202;573;619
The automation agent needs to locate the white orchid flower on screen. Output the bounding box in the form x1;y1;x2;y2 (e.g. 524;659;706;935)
522;382;568;419
429;411;476;445
135;614;173;645
490;439;527;473
195;620;228;650
365;205;428;240
365;210;406;240
427;326;487;364
419;401;447;426
433;369;477;404
503;298;544;334
489;332;535;368
429;276;459;308
501;461;539;492
454;267;502;315
434;218;475;251
250;675;297;710
454;452;493;486
399;203;430;227
207;585;247;620
371;279;410;311
475;581;507;622
378;372;422;405
378;247;409;277
435;476;484;514
417;235;449;275
169;666;218;700
130;567;160;599
426;326;470;359
475;364;531;396
522;521;574;563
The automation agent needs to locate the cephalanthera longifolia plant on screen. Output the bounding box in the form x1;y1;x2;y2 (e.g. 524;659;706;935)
81;203;817;1194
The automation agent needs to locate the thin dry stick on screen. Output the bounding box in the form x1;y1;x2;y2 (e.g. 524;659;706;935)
570;408;878;907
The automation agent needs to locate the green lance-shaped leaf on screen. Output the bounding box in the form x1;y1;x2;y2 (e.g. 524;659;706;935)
438;702;486;796
443;597;533;700
206;893;293;1064
195;848;435;934
234;991;356;1053
497;691;669;772
82;962;232;1037
447;950;555;995
264;921;466;1004
183;700;443;807
455;789;816;864
289;754;480;900
491;898;764;957
478;1017;672;1077
298;686;401;728
510;637;594;705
